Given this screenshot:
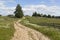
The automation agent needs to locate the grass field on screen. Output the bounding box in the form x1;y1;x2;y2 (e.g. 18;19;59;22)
0;16;19;40
20;16;60;40
26;17;60;28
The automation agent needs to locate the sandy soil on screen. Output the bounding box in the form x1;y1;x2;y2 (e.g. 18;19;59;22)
11;20;50;40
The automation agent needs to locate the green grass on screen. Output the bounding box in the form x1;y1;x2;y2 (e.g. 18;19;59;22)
0;16;19;40
20;16;60;40
26;17;60;28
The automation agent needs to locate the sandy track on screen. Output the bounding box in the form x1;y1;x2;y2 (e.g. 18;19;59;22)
11;20;50;40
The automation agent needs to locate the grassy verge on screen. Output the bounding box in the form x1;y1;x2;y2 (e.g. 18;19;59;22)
20;17;60;40
0;24;15;40
0;16;19;40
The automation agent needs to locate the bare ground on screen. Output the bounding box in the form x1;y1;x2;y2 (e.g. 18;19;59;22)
11;20;50;40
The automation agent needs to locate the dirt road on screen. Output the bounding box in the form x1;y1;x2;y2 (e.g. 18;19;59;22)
11;20;50;40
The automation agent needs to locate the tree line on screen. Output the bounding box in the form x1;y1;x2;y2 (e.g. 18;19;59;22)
32;12;60;18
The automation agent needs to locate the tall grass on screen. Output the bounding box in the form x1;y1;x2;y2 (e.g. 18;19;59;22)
20;16;60;40
0;16;19;40
26;17;60;28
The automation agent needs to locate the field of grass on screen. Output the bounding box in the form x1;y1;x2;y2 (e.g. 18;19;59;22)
0;16;19;40
26;17;60;28
20;16;60;40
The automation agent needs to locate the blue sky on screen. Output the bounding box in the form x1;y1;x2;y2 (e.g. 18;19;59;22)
0;0;60;16
6;0;60;7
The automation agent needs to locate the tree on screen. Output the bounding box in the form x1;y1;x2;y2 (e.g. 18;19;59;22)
14;4;24;18
47;14;51;18
37;14;41;17
43;14;47;17
32;12;37;16
0;15;2;16
52;15;55;18
7;14;14;17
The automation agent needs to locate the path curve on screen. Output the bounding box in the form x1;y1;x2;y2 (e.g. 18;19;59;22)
11;19;50;40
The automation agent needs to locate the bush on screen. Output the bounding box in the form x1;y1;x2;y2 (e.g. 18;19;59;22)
47;15;51;18
43;14;47;17
0;15;2;16
7;14;14;17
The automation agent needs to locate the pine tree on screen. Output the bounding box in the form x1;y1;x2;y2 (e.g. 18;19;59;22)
14;4;24;18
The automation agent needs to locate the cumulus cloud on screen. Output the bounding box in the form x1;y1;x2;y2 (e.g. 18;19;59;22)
0;0;15;15
0;6;15;15
22;5;60;16
0;0;60;16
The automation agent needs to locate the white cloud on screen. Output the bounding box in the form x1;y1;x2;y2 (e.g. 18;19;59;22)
0;0;60;16
0;0;15;15
22;5;60;16
0;7;15;15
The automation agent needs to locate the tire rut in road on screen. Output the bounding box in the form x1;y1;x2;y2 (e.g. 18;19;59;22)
11;20;50;40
